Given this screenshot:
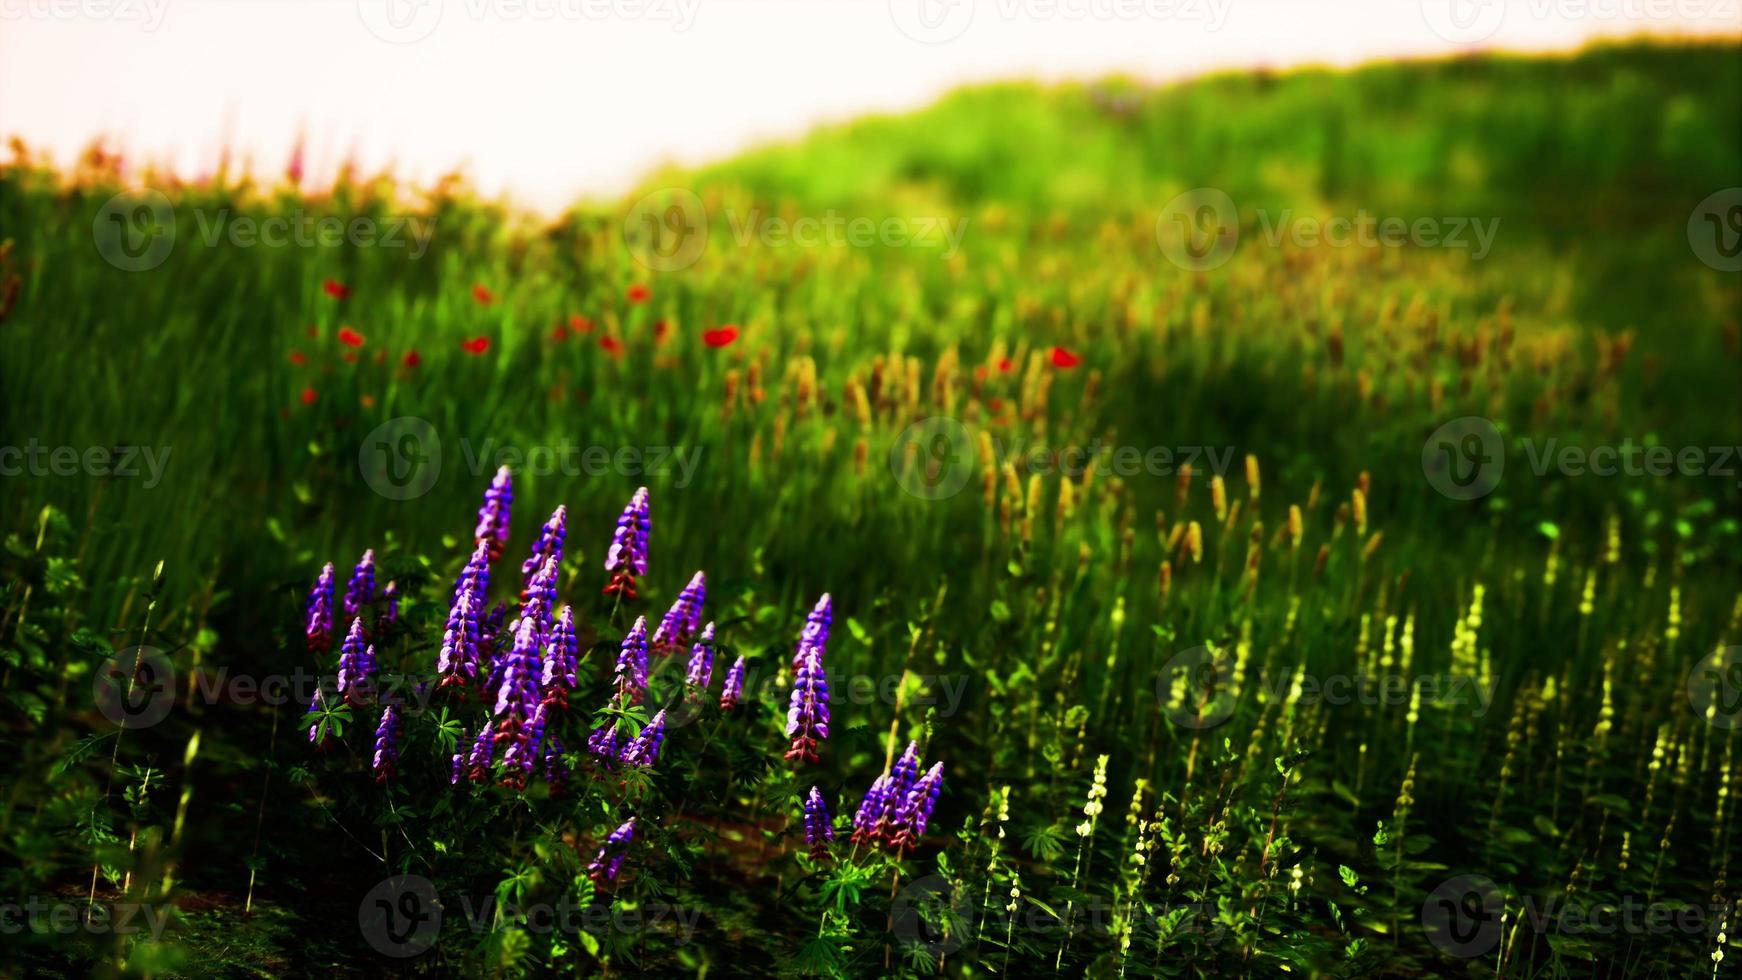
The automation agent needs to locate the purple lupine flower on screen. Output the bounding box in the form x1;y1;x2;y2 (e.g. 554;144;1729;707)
520;555;560;639
456;539;493;601
603;487;650;597
437;589;481;689
620;709;668;767
544;735;568;795
479;601;509;682
784;645;830;763
652;571;706;650
474;466;513;561
336;617;374;706
494;616;543;717
803;786;834;860
344;549;377;620
850;774;892;845
372;704;401;782
588;817;638;885
613;616;650;706
587;719;621;761
684;623;716;696
466;726;494;782
541;605;580;709
888;762;944;850
306;563;336;655
719;655;747;711
521;505;567;591
874;741;924;842
450;740;467;786
795;593;833;667
500;701;548;789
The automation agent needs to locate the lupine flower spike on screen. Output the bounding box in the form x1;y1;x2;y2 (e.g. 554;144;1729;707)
344;549;376;619
336;617;375;706
541;605;580;709
684;623;716;698
372;705;400;782
653;571;706;651
795;593;833;669
889;762;945;850
720;655;747;711
587;717;621;761
475;466;513;561
803;786;834;860
614;616;650;705
621;709;667;767
603;487;650;597
466;727;494;782
588;817;638;885
850;775;892;845
522;505;567;593
543;734;568;795
877;741;924;841
784;645;829;763
305;563;335;655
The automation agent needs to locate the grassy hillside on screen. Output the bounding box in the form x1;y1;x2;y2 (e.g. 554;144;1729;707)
0;38;1739;977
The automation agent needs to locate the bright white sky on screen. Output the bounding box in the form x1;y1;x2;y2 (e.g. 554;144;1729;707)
1;0;1736;211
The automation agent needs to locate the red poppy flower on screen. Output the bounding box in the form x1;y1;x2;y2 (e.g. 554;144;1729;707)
338;325;365;347
703;326;739;348
472;284;495;305
654;319;670;342
402;350;421;368
627;284;650;303
599;335;624;356
551;322;569;342
997;357;1015;373
289;350;308;366
1050;346;1080;369
462;337;490;355
300;387;318;405
323;279;349;300
569;314;593;333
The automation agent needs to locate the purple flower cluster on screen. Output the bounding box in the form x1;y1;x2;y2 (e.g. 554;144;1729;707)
684;623;716;696
474;465;513;560
305;563;335;655
613;616;650;706
720;655;747;711
336;617;376;706
850;741;944;851
783;645;829;763
541;605;579;709
652;571;706;650
372;705;401;782
603;487;650;597
803;786;833;860
521;505;567;592
437;541;493;689
620;710;668;767
344;549;377;620
794;593;833;670
588;817;637;885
